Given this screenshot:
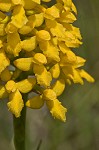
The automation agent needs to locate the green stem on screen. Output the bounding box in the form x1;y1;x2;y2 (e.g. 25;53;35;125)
13;94;27;150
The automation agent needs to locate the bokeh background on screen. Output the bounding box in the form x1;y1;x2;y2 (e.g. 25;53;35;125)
0;0;99;150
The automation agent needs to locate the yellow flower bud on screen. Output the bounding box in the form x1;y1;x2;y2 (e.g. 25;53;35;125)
19;24;32;35
44;4;60;20
28;13;44;27
52;78;65;96
62;66;84;85
26;95;44;109
5;22;17;34
46;99;67;122
16;78;36;93
43;89;57;101
11;5;28;28
14;58;33;71
0;67;12;82
21;36;37;51
60;11;76;23
0;0;12;12
7;32;21;56
33;53;47;64
59;42;71;53
49;63;60;78
78;69;95;83
33;64;52;87
7;90;24;117
5;80;17;93
39;41;60;62
74;56;86;68
59;51;76;66
36;30;51;41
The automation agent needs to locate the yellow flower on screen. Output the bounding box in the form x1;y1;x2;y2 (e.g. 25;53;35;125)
14;58;33;71
49;63;60;78
39;41;60;62
20;36;37;51
7;32;21;56
16;77;36;93
26;95;44;109
11;5;28;28
36;30;51;41
0;0;94;122
51;78;65;96
33;53;47;64
43;89;57;101
0;67;12;82
7;89;24;117
0;0;12;12
33;64;52;87
5;80;17;93
46;99;67;122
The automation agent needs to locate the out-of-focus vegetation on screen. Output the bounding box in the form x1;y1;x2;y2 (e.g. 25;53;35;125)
0;0;99;150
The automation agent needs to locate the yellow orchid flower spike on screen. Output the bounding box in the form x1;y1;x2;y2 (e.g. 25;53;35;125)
0;0;94;127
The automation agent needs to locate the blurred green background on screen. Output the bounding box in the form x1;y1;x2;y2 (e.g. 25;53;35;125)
0;0;99;150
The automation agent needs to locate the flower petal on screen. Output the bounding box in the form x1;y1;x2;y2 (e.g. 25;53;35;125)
51;78;65;96
36;30;51;41
26;95;44;109
11;5;28;28
0;67;12;82
78;69;95;83
49;63;60;78
28;13;44;27
16;77;36;93
14;58;33;71
21;36;37;51
43;89;56;101
59;51;76;66
33;53;47;64
0;0;12;12
44;4;60;19
5;80;17;93
39;41;60;62
7;32;21;56
33;64;52;87
7;90;24;117
62;66;84;84
46;99;67;122
0;49;10;74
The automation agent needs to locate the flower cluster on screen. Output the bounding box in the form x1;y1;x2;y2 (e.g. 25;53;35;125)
0;0;94;122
